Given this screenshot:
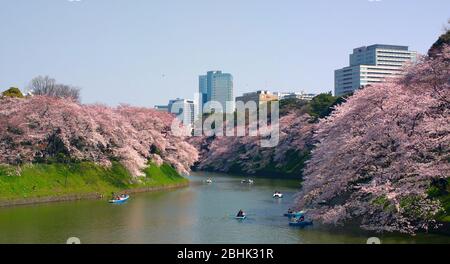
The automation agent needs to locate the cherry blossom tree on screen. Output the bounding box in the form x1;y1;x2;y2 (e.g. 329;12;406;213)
0;96;198;177
296;46;450;234
190;111;316;177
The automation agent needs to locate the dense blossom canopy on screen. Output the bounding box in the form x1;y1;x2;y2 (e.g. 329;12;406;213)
190;112;316;176
0;97;198;177
296;46;450;234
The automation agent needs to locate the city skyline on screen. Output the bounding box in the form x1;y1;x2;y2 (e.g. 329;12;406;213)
1;0;449;107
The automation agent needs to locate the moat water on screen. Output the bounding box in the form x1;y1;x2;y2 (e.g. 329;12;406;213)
0;172;448;244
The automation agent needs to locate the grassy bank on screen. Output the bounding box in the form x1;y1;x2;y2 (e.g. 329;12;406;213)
0;161;188;202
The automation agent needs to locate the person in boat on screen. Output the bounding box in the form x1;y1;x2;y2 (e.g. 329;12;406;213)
287;208;293;214
237;210;245;217
291;215;305;223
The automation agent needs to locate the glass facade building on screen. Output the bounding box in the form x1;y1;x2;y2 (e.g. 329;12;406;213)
199;71;234;113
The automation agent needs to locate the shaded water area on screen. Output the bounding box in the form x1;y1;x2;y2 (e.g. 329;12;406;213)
0;172;448;244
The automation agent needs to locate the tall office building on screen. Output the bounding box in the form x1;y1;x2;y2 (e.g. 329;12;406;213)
198;71;234;113
167;98;197;129
335;44;417;96
198;75;208;114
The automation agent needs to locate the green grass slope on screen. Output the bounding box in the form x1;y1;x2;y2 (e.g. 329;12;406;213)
0;162;187;201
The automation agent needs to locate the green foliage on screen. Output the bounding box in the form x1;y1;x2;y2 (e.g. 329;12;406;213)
427;186;442;198
279;98;309;116
439;194;450;222
278;93;346;119
429;29;450;57
426;179;450;222
433;185;450;223
372;195;396;212
372;196;389;207
229;149;311;179
150;144;162;156
283;149;311;175
307;93;345;119
0;161;186;201
429;178;448;197
1;87;24;98
399;195;447;221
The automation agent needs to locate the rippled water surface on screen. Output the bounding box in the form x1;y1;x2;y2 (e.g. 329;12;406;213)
0;172;448;244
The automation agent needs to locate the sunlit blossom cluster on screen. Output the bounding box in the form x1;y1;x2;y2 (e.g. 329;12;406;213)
0;97;198;177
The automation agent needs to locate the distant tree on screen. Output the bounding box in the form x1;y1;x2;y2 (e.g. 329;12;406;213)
1;87;24;98
307;92;344;119
28;76;81;102
429;29;450;58
279;98;309;116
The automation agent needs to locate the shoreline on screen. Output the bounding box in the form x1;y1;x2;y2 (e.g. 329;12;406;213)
0;181;189;208
192;168;302;180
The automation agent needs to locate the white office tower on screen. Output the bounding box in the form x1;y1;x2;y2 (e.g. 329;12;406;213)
335;44;417;96
168;98;197;129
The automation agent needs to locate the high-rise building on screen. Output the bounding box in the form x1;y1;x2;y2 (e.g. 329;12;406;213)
335;44;417;96
198;71;234;113
167;98;197;129
198;75;208;114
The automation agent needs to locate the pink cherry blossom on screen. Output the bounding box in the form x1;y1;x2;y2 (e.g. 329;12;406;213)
0;97;198;177
296;45;450;234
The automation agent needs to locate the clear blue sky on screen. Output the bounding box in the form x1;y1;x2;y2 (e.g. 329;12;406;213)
1;0;449;106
